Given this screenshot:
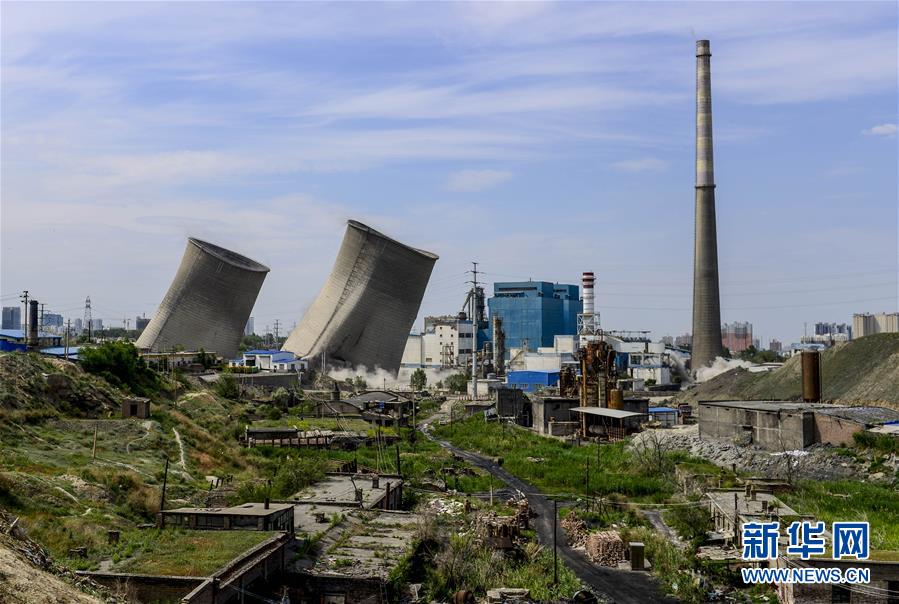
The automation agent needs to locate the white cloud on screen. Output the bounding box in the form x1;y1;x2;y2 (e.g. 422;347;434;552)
862;123;897;137
611;157;668;173
446;169;513;192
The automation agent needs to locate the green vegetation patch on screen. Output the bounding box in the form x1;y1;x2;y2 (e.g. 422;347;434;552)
782;479;899;552
113;529;274;576
433;416;674;500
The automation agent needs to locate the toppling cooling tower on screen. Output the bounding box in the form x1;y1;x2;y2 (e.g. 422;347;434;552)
136;238;269;359
282;220;438;373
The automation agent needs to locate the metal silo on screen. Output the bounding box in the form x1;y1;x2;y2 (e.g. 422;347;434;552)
282;220;438;373
136;238;269;359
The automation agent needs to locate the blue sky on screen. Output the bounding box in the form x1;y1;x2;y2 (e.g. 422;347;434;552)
2;1;896;345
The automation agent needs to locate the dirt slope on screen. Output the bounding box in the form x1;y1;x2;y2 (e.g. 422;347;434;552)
677;333;899;408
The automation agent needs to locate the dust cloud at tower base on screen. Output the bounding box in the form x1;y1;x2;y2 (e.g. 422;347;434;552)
282;220;438;374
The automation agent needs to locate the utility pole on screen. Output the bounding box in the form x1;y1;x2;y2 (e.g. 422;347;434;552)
553;499;558;584
20;291;29;332
159;457;170;515
469;261;479;400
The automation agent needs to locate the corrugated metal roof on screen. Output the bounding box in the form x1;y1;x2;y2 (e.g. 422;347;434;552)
0;329;59;339
649;407;678;413
570;407;645;419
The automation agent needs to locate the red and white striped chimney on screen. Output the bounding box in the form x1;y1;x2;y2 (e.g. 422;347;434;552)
582;272;595;316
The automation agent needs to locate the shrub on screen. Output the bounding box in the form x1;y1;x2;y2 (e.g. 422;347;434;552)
214;374;241;400
79;341;160;396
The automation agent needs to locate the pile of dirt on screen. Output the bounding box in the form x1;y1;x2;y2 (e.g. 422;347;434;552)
678;334;899;407
0;353;122;417
0;509;120;604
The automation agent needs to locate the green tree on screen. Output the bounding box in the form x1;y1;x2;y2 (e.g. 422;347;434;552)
215;373;241;400
272;387;289;408
410;368;427;391
444;373;468;394
353;376;368;391
79;341;160;396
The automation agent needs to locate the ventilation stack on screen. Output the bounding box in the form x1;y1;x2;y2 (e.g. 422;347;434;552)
691;39;725;374
27;299;39;350
801;350;822;403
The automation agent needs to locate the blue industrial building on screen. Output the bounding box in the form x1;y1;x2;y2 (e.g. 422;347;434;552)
487;281;581;357
506;370;560;392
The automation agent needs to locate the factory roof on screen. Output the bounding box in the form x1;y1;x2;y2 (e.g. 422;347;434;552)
289;473;402;509
649;407;678;413
815;406;899;425
162;502;293;517
40;346;81;359
697;401;829;412
507;370;560;375
0;329;60;339
570;407;645;419
244;349;284;355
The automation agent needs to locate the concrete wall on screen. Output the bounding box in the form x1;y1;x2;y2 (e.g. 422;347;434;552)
76;572;203;603
533;398;579;435
813;414;865;447
698;403;813;451
287;574;384;604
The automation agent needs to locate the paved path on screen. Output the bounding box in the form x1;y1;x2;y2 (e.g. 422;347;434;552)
420;412;676;604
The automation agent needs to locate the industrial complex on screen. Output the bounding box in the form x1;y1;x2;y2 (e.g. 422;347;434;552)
2;30;897;604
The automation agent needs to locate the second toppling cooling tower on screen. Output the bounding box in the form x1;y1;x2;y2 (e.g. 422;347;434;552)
282;220;438;373
136;238;269;359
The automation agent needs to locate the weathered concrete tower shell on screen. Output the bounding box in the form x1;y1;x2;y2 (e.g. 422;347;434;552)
282;220;438;373
692;39;725;372
136;238;269;359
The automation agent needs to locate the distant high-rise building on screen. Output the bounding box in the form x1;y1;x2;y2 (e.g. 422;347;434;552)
245;317;255;336
74;318;83;334
43;313;64;328
487;281;581;358
815;322;852;339
674;333;692;348
853;313;899;338
722;321;753;354
769;339;782;353
90;319;104;331
660;335;675;347
2;307;22;330
136;315;151;331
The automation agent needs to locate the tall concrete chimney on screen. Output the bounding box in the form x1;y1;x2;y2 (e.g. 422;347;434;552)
691;39;725;372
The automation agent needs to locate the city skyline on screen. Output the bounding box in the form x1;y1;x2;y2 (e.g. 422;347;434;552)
2;2;897;346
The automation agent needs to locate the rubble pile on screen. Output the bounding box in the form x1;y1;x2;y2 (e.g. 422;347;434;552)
585;531;627;567
426;498;465;516
561;514;589;548
0;510;122;603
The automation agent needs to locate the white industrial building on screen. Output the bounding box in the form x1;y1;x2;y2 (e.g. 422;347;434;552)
853;312;899;338
401;315;473;369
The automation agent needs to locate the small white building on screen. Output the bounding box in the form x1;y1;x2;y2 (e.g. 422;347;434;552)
402;315;473;369
230;349;306;373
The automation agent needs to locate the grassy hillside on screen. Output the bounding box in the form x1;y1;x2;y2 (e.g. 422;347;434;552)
678;333;899;406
